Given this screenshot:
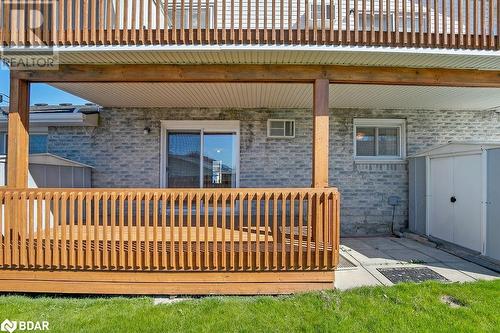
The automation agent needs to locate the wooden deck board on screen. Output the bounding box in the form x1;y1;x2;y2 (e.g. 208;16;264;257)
0;270;336;295
35;226;274;242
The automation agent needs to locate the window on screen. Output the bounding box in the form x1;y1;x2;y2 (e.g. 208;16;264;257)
399;14;429;33
311;4;334;20
160;121;240;188
353;119;406;160
267;120;295;138
0;133;49;155
167;5;212;29
357;13;395;31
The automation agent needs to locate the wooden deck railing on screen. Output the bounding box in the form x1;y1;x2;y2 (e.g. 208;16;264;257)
0;0;497;49
0;188;340;272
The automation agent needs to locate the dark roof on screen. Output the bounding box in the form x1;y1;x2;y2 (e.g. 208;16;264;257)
0;104;100;115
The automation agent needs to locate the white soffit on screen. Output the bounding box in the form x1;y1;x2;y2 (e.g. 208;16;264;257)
49;82;500;110
47;46;500;70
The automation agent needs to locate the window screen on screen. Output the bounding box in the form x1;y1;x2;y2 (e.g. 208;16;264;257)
354;120;404;159
268;120;295;138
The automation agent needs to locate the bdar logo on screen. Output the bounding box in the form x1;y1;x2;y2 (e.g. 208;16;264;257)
0;319;17;333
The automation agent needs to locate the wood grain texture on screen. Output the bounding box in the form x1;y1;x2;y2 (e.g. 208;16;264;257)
6;78;30;188
312;79;329;188
12;64;500;88
0;188;340;274
0;0;496;50
0;271;335;295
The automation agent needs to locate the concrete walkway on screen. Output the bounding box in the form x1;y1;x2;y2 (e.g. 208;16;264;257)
335;237;499;290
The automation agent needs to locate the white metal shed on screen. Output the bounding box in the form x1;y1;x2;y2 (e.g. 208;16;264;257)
408;142;500;261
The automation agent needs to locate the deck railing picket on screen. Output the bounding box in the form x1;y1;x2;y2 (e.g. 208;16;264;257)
238;192;244;270
110;192;117;269
255;193;261;270
4;192;11;267
144;192;151;269
161;193;167;269
195;193;201;269
298;192;304;269
306;192;312;268
221;193;227;270
102;192;108;269
212;193;218;269
186;193;193;269
264;193;269;270
11;0;495;47
246;193;252;269
1;188;339;273
153;192;159;270
0;192;3;267
60;192;67;268
230;193;235;270
280;192;286;269
290;192;295;269
93;192;100;269
204;192;209;270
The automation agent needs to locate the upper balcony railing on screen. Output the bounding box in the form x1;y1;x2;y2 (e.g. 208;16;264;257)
1;0;498;50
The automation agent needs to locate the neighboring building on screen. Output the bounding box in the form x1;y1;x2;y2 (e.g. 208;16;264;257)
0;0;499;294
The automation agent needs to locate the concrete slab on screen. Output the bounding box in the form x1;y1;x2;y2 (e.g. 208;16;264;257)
337;237;500;289
414;247;471;264
153;297;192;305
341;247;400;266
425;263;477;283
360;237;408;251
446;261;500;281
335;267;383;290
387;249;440;264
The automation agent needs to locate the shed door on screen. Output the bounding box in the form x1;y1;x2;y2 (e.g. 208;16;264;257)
487;149;500;260
429;154;483;253
429;157;454;243
452;154;482;252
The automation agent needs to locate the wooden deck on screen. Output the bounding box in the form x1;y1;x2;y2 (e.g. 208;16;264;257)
1;0;498;50
0;188;340;294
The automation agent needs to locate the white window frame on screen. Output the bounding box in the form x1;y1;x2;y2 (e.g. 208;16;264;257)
310;4;334;21
353;118;406;162
267;119;296;139
166;4;214;29
160;120;240;188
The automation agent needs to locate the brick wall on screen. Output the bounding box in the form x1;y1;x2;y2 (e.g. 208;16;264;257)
48;108;500;236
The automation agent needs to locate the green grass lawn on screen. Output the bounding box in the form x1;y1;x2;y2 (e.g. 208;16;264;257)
0;280;499;333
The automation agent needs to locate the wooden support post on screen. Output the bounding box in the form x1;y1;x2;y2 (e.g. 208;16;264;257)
312;79;329;188
6;77;30;188
312;79;329;245
5;77;30;268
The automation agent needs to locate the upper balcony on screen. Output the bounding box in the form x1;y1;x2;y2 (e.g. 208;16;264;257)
1;0;498;50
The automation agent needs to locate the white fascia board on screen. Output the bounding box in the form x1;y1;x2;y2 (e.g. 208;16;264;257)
9;44;500;57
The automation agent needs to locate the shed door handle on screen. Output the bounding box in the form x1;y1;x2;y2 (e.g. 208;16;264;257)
450;196;457;203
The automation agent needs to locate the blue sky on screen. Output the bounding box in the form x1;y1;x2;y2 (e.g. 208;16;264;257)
0;65;89;106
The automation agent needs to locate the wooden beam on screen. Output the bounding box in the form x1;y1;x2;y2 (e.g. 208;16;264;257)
312;79;329;188
6;77;30;188
12;64;500;88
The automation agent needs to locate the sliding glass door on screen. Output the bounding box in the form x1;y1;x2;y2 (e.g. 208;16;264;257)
167;132;201;188
202;133;237;188
164;122;239;188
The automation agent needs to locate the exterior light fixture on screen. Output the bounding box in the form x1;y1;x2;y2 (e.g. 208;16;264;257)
143;127;151;135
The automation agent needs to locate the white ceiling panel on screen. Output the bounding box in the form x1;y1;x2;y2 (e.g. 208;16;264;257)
49;82;500;110
51;47;500;70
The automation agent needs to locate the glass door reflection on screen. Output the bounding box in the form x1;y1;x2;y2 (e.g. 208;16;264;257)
167;132;201;188
203;133;237;188
166;131;237;188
